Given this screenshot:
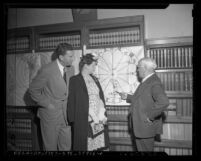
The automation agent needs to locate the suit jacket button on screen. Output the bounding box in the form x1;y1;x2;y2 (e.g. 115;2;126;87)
64;93;67;95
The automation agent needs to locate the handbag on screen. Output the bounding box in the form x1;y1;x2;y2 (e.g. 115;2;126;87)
88;121;104;138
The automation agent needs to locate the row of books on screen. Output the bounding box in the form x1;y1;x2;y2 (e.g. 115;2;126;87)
176;99;193;116
106;97;193;117
109;131;130;138
7;118;32;134
6;107;30;114
106;106;130;115
108;122;131;138
161;123;192;141
7;37;30;52
110;144;192;155
154;147;192;155
7;126;32;134
108;121;192;141
8;139;32;151
7;118;32;128
156;71;192;92
89;29;140;46
39;35;81;49
147;46;193;68
110;145;134;151
165;98;193;117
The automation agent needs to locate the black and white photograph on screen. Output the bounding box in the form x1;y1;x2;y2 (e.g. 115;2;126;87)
3;3;196;157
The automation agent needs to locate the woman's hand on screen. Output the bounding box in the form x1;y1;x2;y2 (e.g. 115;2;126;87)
99;117;107;125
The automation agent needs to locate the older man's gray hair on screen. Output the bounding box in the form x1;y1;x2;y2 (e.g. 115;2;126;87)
139;57;157;72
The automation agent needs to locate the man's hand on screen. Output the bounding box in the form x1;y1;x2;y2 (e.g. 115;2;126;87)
117;92;127;100
146;118;153;123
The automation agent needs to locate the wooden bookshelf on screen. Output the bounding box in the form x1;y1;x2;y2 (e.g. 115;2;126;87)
110;137;192;154
146;37;193;70
6;106;39;151
155;139;192;149
110;137;192;149
86;15;144;49
108;114;192;124
145;37;193;155
7;27;34;54
34;26;82;52
166;92;192;98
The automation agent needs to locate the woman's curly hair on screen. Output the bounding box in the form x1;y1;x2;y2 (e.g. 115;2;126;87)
79;53;97;72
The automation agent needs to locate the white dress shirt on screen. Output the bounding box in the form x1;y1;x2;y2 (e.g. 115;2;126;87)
56;59;65;77
142;72;155;83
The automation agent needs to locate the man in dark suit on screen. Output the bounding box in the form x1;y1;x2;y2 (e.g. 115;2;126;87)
119;57;169;151
29;43;75;151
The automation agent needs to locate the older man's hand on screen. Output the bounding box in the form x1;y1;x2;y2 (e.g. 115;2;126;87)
116;92;127;100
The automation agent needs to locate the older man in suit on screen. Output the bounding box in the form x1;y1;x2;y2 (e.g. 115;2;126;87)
29;43;74;151
119;57;169;151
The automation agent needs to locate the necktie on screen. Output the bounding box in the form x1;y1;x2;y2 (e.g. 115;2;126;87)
63;67;67;84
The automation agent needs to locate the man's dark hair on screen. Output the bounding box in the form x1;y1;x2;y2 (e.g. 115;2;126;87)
54;43;73;58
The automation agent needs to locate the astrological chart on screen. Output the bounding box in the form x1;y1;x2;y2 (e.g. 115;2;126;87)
85;46;144;105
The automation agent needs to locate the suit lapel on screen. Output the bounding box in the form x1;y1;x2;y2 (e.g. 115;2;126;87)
78;73;88;96
65;66;74;92
133;74;156;99
53;60;67;88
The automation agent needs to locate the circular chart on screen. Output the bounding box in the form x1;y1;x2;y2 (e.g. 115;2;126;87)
86;46;144;105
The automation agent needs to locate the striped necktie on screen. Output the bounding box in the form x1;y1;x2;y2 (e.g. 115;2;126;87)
63;67;67;84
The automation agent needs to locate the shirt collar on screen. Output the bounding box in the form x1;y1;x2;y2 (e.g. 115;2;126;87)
56;59;65;76
142;72;155;83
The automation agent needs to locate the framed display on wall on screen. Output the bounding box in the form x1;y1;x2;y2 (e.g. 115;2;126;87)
85;46;144;105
